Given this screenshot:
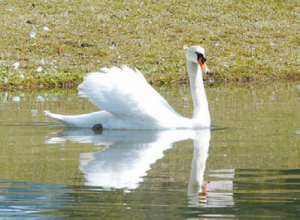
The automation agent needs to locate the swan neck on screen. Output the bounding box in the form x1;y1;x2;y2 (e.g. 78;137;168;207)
187;61;210;126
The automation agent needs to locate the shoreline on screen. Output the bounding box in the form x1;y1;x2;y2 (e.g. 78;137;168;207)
1;75;298;91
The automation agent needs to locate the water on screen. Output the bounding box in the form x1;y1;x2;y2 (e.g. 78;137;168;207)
0;81;299;219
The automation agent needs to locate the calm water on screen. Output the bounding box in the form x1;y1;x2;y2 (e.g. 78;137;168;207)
0;81;299;219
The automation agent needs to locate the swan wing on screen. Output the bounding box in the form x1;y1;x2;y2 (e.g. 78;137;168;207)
79;66;179;122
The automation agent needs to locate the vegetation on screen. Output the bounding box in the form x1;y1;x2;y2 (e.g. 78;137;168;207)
0;0;298;89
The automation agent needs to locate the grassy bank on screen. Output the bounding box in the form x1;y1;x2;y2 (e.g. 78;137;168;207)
0;0;298;89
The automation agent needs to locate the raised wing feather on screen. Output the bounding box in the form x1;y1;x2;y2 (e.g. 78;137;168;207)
78;66;179;121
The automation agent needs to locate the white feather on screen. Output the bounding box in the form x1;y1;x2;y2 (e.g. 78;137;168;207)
81;66;182;120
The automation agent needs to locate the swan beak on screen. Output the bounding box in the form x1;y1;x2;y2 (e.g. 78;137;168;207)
198;58;210;74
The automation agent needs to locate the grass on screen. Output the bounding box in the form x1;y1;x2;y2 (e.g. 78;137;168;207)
0;0;299;89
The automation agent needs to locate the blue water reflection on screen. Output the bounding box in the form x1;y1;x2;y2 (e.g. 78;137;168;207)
0;181;68;219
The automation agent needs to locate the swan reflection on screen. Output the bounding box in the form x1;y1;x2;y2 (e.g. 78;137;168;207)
46;128;233;206
47;129;195;189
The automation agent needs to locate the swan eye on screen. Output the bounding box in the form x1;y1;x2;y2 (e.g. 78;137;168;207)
195;52;207;62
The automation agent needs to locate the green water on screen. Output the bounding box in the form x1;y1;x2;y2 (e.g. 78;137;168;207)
0;81;299;219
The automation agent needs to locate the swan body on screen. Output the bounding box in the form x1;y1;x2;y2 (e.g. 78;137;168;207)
45;46;211;129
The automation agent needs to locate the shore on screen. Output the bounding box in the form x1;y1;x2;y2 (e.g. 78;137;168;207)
0;1;298;90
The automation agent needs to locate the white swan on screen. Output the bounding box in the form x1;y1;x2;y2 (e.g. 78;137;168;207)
45;45;210;129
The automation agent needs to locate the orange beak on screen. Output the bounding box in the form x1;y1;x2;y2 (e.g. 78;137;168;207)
198;58;210;74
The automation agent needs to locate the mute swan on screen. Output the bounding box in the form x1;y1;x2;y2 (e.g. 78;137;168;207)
44;45;210;129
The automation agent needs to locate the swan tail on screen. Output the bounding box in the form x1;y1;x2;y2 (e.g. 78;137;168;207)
44;110;112;128
44;110;65;121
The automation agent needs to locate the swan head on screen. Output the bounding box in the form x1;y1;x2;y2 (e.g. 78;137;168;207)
186;46;210;74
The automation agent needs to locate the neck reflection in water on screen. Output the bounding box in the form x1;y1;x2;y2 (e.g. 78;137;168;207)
46;128;233;207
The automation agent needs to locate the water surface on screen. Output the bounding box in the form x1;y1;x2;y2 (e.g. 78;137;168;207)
0;81;299;219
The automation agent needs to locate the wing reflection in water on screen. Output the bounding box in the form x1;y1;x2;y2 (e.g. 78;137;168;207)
46;129;195;189
46;128;233;207
78;130;194;190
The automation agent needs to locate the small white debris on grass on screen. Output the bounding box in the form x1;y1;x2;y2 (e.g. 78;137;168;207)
109;45;116;50
183;45;189;50
30;32;36;38
12;96;20;102
36;96;45;102
43;26;50;31
12;62;20;69
36;66;43;72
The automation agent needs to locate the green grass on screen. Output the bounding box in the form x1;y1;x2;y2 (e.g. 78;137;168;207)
0;0;298;89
